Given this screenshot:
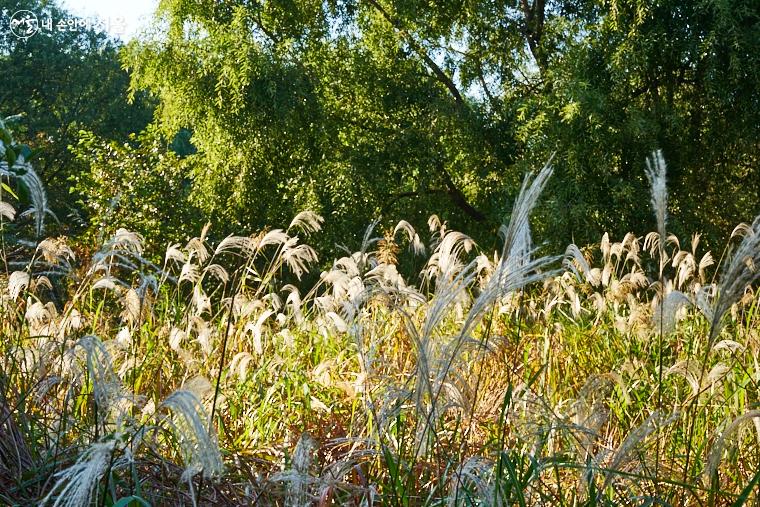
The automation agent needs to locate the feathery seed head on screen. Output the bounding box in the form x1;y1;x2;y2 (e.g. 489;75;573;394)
645;150;668;250
500;157;554;264
8;271;30;300
710;216;760;341
160;389;224;481
705;410;760;482
0;156;51;236
74;335;130;420
394;220;426;256
42;440;116;507
288;210;324;235
0;200;15;221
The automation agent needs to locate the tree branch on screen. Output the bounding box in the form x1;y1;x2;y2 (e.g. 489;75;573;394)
363;0;466;108
519;0;547;72
360;0;485;222
384;163;489;223
476;63;498;110
382;188;448;213
436;160;486;222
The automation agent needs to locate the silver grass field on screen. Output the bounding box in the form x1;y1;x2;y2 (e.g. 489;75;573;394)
1;152;760;506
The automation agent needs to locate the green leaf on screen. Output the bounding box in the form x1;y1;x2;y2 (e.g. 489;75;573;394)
1;182;18;199
112;495;151;507
729;468;760;507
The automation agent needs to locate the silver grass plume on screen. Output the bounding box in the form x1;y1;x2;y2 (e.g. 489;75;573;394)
645;150;668;257
654;289;691;334
8;271;30;300
35;238;76;277
0;200;15;221
394;220;426;256
469;157;558;332
165;242;187;264
564;244;591;280
499;155;554;265
667;359;731;398
708;216;760;342
462;255;557;340
601;410;679;491
412;158;558;453
269;432;319;507
0;154;52;237
420;259;479;341
42;440;116;507
354;220;382;272
318;437;377;488
705;410;760;482
281;239;319;280
666;360;701;397
288;210;324;235
185;233;210;263
74;336;130;421
90;229;145;277
160;390;224;480
447;457;495;506
423;231;475;285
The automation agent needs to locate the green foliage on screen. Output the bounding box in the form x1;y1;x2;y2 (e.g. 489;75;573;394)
70;128;202;254
528;0;760;247
123;0;758;254
0;113;49;239
0;0;154;226
123;0;522;252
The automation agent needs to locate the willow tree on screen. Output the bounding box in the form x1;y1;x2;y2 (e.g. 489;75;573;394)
124;0;759;250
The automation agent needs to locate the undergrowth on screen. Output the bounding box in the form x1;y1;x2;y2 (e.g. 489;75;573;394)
1;142;759;506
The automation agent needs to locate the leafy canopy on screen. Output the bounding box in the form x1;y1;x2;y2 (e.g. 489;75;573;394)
122;0;759;251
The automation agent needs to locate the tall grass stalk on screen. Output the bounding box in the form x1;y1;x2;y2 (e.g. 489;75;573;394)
645;149;668;489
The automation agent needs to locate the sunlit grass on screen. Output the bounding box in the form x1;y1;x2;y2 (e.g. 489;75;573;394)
1;154;759;505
